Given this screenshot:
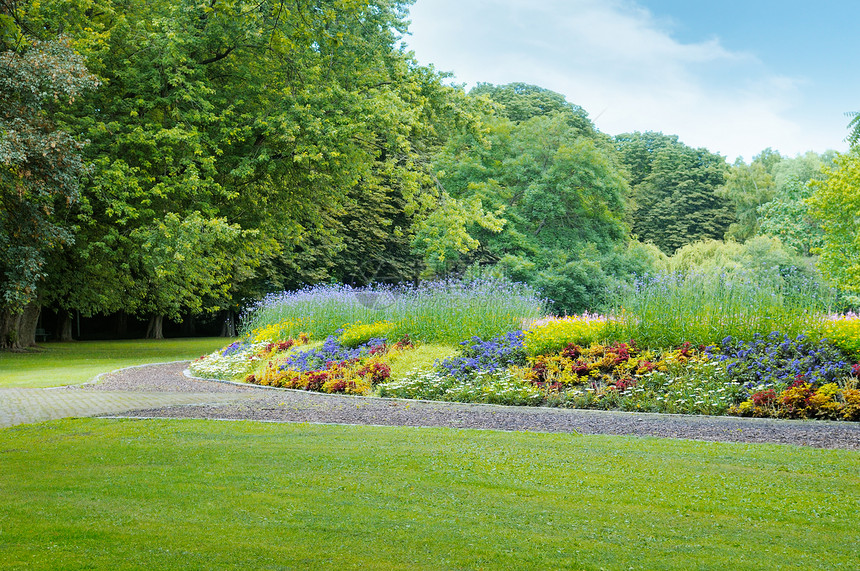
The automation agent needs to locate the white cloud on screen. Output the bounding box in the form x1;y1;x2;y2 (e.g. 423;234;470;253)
405;0;845;161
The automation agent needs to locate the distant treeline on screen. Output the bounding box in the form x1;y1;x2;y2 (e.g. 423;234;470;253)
2;0;858;347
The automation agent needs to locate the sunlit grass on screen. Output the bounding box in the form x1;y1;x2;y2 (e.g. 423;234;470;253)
1;418;857;570
0;338;229;388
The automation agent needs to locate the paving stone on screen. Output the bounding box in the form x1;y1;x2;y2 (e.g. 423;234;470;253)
0;388;257;428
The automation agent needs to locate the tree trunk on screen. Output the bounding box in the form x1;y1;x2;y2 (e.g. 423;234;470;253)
0;309;22;349
219;310;236;337
146;315;164;339
0;303;39;349
115;310;128;337
58;311;74;341
19;304;40;347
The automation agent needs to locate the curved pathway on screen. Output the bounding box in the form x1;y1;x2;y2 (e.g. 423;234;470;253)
2;362;859;450
0;362;258;429
0;388;255;428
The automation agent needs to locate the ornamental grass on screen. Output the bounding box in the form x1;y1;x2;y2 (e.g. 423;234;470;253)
605;270;834;348
239;278;545;345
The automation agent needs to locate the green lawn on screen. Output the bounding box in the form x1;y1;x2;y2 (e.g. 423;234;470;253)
1;418;857;570
0;338;229;388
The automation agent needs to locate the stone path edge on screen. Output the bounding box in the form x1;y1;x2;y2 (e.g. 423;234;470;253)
181;367;860;432
3;362;858;451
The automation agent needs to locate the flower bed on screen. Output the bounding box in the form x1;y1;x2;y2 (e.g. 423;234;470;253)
250;335;415;394
190;323;419;395
191;311;860;421
189;335;310;381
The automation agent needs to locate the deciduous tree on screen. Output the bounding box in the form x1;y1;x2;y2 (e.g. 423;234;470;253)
430;85;630;312
18;0;488;334
808;152;860;302
756;151;834;256
0;37;98;348
615;132;733;254
717;151;779;242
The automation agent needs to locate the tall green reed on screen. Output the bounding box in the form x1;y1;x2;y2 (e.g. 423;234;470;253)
606;269;834;348
239;278;546;345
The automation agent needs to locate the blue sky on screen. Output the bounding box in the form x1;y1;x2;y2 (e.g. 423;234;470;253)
403;0;857;162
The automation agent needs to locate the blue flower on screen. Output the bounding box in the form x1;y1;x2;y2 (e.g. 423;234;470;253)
435;330;527;382
716;332;851;389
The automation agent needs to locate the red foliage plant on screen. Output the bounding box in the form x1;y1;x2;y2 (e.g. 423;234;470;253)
615;377;637;391
751;389;777;407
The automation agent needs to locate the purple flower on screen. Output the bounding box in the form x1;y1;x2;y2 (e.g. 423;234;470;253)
716;332;852;397
436;331;527;382
282;336;388;372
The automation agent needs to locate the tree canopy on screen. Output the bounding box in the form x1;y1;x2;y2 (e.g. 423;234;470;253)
0;36;99;347
614;132;733;254
0;1;851;340
717;150;779;242
429;83;631;313
808;152;860;303
4;0;498;338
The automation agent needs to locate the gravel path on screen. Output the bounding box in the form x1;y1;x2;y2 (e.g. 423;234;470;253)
84;362;860;450
74;361;259;393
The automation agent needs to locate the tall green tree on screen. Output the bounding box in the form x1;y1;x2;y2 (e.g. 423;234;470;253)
808;152;860;303
14;0;486;335
470;82;594;132
0;36;98;348
131;213;257;338
430;84;630;313
615;132;733;254
277;69;490;288
717;150;780;242
756;151;835;256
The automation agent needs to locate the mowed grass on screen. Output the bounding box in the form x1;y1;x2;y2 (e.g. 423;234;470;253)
1;419;858;570
0;338;229;388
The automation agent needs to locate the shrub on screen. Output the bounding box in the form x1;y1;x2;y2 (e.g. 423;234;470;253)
823;313;860;360
523;314;609;356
